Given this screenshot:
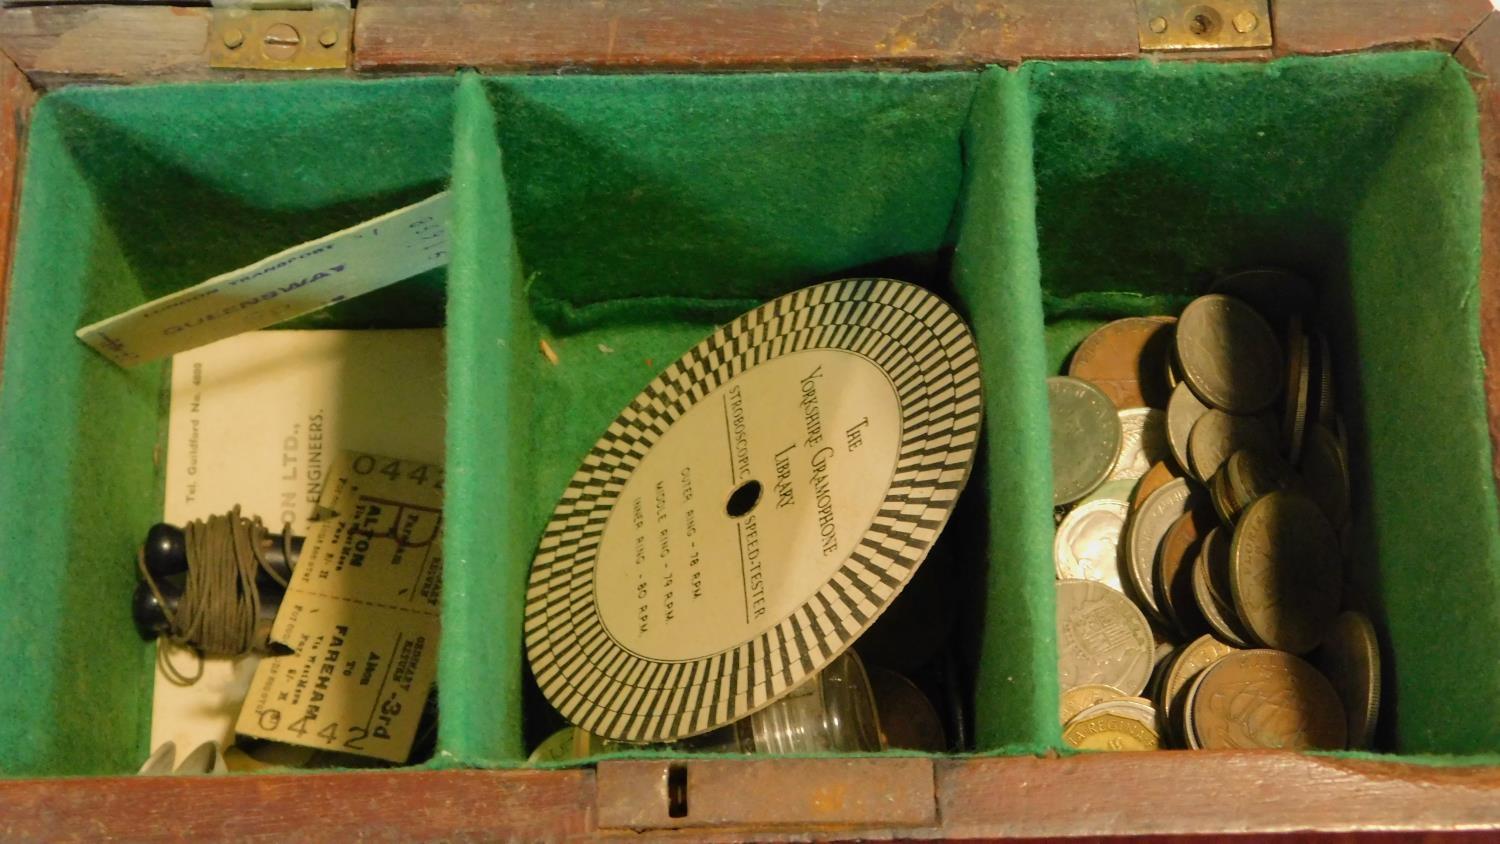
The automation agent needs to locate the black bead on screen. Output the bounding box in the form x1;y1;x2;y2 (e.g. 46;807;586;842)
132;578;180;641
142;522;188;579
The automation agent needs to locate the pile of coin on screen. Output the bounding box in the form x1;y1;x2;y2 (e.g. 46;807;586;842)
1049;269;1379;752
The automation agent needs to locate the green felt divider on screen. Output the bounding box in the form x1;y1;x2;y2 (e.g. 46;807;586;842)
951;68;1058;753
437;74;535;765
1026;53;1499;756
0;78;455;776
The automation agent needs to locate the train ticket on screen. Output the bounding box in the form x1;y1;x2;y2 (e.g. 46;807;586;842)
235;450;444;763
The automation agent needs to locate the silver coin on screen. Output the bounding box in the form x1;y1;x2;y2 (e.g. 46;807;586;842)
1166;382;1210;476
1055;499;1129;592
1298;422;1349;526
1208;269;1317;329
1081;478;1138;507
1056;579;1155;697
1124;478;1200;623
1176;294;1284;414
1110;408;1170;482
1186;409;1277;482
1048;376;1124;506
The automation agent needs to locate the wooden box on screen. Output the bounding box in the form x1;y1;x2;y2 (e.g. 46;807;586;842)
3;1;1500;838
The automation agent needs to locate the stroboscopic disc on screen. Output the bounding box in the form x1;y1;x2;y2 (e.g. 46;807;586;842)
524;279;983;743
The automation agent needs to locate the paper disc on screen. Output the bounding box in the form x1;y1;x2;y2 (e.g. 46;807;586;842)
523;278;982;742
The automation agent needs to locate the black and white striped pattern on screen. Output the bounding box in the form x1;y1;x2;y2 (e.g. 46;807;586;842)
523;279;983;743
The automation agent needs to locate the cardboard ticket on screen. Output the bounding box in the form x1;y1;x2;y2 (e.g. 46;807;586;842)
77;192;450;368
236;450;444;763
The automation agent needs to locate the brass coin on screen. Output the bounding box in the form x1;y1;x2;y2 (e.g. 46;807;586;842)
1298;422;1349;526
1166;382;1210;476
1190;650;1347;750
1176;294;1284;414
1068;316;1177;410
1193;528;1254;648
1062;712;1160;752
869;667;947;752
1054;498;1129;592
1154;508;1212;638
1125;478;1202;623
1187;410;1277;482
1165;346;1182;391
1314;611;1381;750
1055;579;1155;697
1110;408;1170;481
1209;269;1318;330
1063;699;1160;751
1159;634;1240;746
1059;683;1130;726
1230;491;1342;654
1282;315;1312;463
1131;460;1180;512
1049;376;1124;506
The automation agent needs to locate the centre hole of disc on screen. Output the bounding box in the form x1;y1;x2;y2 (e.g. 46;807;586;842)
725;480;762;518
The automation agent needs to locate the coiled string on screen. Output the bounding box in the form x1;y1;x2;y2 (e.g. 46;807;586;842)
139;506;293;685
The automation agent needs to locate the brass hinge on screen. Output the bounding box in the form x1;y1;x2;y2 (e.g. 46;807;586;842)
1136;0;1273;50
209;4;351;71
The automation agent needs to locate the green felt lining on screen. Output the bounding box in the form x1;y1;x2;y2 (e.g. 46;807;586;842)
0;53;1495;776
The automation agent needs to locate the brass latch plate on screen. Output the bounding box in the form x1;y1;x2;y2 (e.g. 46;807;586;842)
209;6;351;70
1136;0;1273;50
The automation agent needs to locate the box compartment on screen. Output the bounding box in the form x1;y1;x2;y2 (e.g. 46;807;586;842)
1;51;1495;777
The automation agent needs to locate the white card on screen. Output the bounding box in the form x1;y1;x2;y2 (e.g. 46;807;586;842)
78;192;449;368
149;328;444;764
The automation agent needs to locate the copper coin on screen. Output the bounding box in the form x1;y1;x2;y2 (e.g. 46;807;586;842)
1193;528;1254;648
1314;611;1381;750
1187;410;1278;482
1190;650;1347;750
869;667;947;752
1154;508;1212;638
1166;382;1210;475
1176;295;1284;414
1131;460;1180;512
1159;634;1240;746
1230;491;1342;654
1069;316;1177;410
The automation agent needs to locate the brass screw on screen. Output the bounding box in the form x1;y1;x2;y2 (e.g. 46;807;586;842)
318;28;339;48
1149;16;1168;33
222;27;245;50
1233;10;1259;32
262;22;302;61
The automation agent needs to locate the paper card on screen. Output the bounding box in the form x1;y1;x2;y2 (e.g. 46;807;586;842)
77;192;450;368
151;328;444;765
235;451;444;763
